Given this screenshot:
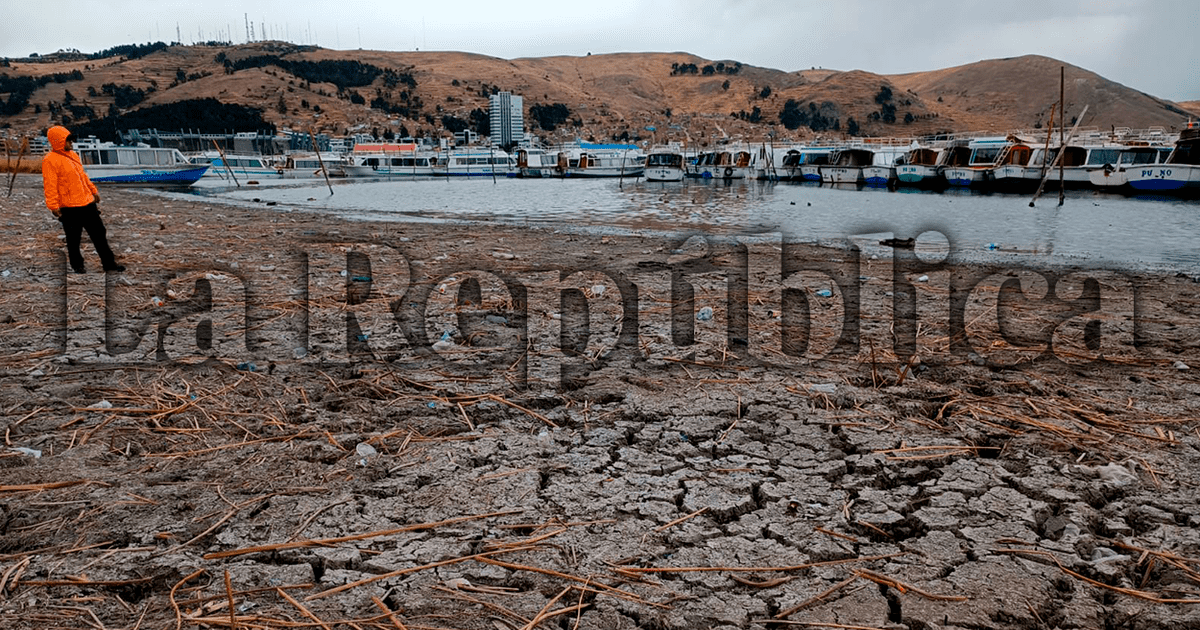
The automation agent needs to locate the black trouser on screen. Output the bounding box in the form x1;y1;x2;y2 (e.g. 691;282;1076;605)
59;202;117;271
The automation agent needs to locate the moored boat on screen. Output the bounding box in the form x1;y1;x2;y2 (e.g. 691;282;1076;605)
688;145;756;179
1127;124;1200;193
74;138;208;186
644;149;686;182
1088;145;1173;190
895;144;943;187
345;143;436;177
940;137;1008;187
778;147;834;182
820;148;874;184
432;148;516;177
188;151;283;181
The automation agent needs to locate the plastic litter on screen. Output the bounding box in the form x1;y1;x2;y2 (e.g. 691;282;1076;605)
986;243;1000;251
917;275;929;283
696;306;713;321
88;400;113;409
355;442;377;464
807;383;838;394
591;284;606;296
150;296;165;307
9;447;41;458
1175;361;1190;371
236;362;257;372
815;288;833;298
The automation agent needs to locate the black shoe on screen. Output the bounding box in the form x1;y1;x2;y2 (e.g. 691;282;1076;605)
103;264;126;273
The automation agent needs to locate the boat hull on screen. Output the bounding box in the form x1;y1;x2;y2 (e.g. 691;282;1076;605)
862;166;895;186
645;167;685;182
89;166;209;186
896;165;940;186
821;166;863;185
1127;165;1200;192
942;167;987;187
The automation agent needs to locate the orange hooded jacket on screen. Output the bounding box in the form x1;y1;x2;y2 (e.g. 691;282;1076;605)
41;126;98;216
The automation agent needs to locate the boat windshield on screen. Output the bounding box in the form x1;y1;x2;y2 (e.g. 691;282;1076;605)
646;153;682;167
1118;149;1164;165
1086;149;1122;166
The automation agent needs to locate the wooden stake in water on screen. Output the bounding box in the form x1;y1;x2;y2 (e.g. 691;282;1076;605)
210;139;240;187
309;129;334;196
1059;66;1065;207
1030;104;1088;207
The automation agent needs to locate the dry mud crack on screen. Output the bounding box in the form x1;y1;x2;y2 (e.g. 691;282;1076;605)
1;179;1200;629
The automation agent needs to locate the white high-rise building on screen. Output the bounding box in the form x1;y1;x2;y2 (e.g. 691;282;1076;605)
489;92;524;147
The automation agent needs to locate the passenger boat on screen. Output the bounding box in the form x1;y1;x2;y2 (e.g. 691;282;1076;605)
778;147;834;182
515;147;555;178
820;148;874;184
894;144;942;187
188;152;283;181
1127;124;1200;193
644;149;686;182
1088;145;1173;190
278;153;350;179
1024;143;1128;189
862;147;905;186
558;143;644;178
939;137;1009;187
432;148;516;177
345;143;436;177
688;144;756;179
986;137;1038;192
74;138;208;186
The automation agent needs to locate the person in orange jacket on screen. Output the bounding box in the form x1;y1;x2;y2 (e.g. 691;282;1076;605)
42;125;124;273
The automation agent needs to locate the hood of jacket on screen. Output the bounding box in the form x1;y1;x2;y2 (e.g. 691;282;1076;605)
47;126;71;152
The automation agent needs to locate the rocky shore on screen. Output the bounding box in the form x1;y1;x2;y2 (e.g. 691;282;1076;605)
2;177;1200;629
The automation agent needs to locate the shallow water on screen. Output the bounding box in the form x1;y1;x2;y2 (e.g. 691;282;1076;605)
177;176;1200;273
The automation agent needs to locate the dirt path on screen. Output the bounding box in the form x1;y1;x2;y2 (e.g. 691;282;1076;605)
2;177;1200;629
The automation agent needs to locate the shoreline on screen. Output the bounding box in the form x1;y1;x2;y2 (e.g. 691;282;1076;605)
2;178;1200;628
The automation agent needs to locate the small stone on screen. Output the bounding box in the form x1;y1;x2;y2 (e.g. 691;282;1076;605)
1174;361;1189;371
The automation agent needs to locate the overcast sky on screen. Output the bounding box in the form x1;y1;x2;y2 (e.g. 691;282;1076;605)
5;0;1198;101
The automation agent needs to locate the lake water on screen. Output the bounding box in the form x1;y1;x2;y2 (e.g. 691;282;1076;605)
176;177;1200;273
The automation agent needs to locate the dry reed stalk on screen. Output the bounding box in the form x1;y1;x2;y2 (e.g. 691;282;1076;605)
371;596;410;630
615;552;904;574
992;548;1200;603
775;575;860;618
170;569;206;630
852;568;967;601
277;587;333;630
306;546;538;601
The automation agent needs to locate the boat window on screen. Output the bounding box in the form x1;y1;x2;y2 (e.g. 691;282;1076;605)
1060;147;1087;167
1119;149;1159;165
970;148;1002;165
1086;149;1121;166
1168;143;1199;165
79;150;98;165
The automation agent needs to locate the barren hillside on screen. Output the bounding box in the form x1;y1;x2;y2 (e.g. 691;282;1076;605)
0;44;1193;144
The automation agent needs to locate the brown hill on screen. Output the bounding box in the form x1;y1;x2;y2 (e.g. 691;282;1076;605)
0;44;1194;144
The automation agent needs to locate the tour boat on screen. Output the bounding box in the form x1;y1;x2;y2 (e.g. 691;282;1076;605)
432;148;517;177
188;152;283;181
1088;145;1174;190
74;138;208;186
778;147;834;182
820;148;874;184
1127;124;1200;193
939;137;1009;187
894;145;943;187
688;145;757;179
345;143;437;177
558;143;644;178
644;149;686;182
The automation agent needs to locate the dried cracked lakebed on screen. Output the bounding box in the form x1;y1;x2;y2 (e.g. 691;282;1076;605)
2;179;1200;629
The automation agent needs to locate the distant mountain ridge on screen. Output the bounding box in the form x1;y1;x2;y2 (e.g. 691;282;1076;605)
0;44;1193;144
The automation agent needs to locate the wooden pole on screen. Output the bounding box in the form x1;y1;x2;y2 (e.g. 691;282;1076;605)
1030;105;1087;207
7;138;28;198
1058;66;1065;206
309;129;334;196
210;139;240;187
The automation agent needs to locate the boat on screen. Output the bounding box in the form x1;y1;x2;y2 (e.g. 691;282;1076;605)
862;146;905;186
688;144;757;179
1088;144;1173;190
558;143;644;178
1127;123;1200;193
278;153;350;179
778;147;834;182
820;148;874;184
644;149;686;182
986;137;1038;192
344;143;436;177
74;138;208;186
939;137;1009;187
1024;142;1128;189
515;147;555;178
894;144;943;187
432;147;516;177
188;151;283;181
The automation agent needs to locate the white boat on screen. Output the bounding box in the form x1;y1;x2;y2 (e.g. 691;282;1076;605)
1025;143;1128;189
559;143;644;178
986;138;1038;192
432;148;516;177
345;143;436;177
688;145;757;179
515;147;555;178
1127;124;1200;193
777;147;834;182
644;149;685;182
74;138;209;186
820;148;874;184
278;153;350;179
939;137;1009;187
1088;145;1173;190
894;145;942;187
189;151;283;181
862;146;905;186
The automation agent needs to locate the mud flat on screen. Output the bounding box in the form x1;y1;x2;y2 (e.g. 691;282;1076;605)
2;177;1200;629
